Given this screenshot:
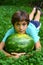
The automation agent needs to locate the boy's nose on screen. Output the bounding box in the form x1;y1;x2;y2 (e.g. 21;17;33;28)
20;25;23;30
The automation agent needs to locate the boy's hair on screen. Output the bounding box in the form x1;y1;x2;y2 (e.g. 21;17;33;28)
11;10;29;26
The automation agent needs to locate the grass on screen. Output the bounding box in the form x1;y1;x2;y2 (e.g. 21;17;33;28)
0;5;43;65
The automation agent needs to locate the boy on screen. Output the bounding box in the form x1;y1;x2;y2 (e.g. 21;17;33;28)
0;7;42;58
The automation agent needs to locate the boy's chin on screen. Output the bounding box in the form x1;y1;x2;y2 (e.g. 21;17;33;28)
18;32;25;34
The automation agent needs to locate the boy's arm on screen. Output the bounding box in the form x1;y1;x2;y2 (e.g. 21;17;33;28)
0;42;5;50
26;24;41;50
0;42;19;58
0;27;14;50
35;41;41;51
2;27;14;42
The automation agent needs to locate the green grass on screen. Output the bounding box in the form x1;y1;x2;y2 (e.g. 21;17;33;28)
0;5;43;65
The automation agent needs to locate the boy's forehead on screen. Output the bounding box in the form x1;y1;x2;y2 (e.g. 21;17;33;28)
16;21;27;24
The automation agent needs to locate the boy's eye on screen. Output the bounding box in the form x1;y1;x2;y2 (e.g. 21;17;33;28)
17;23;20;26
22;23;26;26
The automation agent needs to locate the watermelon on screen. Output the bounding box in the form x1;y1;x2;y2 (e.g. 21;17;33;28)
5;34;34;53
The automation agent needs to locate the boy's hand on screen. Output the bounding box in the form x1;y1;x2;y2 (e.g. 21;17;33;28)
11;52;26;58
11;52;26;55
35;41;41;51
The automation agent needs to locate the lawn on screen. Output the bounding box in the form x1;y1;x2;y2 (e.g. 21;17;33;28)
0;6;43;65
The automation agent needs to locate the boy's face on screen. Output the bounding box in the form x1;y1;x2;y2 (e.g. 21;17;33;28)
14;21;28;34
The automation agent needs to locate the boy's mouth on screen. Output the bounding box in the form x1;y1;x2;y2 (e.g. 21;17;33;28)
18;30;25;34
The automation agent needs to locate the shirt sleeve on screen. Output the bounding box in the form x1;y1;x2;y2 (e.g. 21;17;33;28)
26;23;40;43
2;27;15;43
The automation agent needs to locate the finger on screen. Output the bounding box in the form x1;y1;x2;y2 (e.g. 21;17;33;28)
14;55;20;58
19;52;26;55
11;52;18;54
